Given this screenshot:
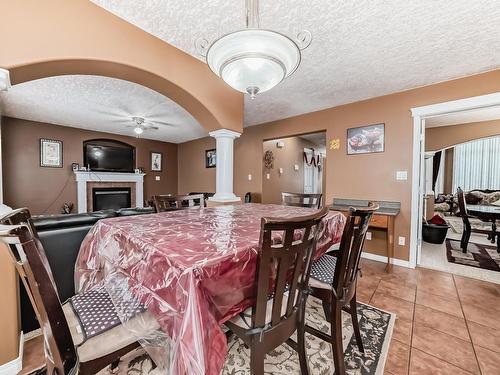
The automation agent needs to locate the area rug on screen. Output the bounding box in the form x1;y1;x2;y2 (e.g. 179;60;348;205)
29;297;394;375
444;216;490;234
446;239;500;272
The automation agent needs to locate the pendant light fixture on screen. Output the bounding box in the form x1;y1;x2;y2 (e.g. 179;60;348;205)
196;0;311;99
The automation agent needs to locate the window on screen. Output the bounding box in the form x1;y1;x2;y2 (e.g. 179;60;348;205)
453;136;500;191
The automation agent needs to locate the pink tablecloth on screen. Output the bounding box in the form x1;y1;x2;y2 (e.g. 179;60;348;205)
75;203;345;375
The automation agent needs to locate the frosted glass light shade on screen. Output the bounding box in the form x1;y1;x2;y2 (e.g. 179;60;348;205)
206;29;301;97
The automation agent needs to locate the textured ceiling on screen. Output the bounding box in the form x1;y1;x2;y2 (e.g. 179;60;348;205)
426;106;500;127
2;0;500;143
91;0;500;126
0;76;207;143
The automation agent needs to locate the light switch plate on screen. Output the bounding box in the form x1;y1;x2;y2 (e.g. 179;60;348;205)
398;236;406;246
155;176;160;181
266;173;270;180
366;231;372;240
396;171;408;180
279;168;283;174
294;164;299;171
248;174;252;181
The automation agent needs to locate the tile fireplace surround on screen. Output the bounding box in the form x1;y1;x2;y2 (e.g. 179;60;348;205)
74;171;145;213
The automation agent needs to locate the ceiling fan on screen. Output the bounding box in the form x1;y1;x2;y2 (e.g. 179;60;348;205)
93;103;176;137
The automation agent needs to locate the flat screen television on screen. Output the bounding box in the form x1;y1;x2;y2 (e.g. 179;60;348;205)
83;139;135;172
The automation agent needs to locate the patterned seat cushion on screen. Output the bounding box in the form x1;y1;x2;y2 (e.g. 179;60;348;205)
310;254;337;288
70;287;144;340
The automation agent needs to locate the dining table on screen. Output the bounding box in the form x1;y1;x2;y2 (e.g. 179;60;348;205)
467;204;500;251
74;203;346;375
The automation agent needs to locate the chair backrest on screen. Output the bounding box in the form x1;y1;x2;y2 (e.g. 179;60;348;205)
153;194;204;212
457;187;471;230
281;192;323;209
332;202;378;303
251;207;329;331
0;208;77;375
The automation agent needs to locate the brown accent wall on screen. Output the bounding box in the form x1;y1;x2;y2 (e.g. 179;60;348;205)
425;120;500;151
178;69;500;262
2;117;178;215
261;137;320;204
177;136;216;195
444;148;454;194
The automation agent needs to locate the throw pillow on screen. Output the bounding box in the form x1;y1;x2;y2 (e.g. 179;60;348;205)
465;192;482;205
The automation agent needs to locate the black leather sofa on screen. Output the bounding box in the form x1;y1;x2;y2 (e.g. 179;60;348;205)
20;207;155;333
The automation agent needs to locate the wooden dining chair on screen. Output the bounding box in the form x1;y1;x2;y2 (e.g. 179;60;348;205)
457;187;499;252
305;202;378;375
224;207;329;375
281;192;323;209
0;208;157;375
153;193;204;212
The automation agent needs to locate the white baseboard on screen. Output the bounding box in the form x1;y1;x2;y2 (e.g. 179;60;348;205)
0;332;23;375
361;252;414;269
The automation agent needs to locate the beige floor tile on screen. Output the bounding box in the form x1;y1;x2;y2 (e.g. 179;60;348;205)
414;304;469;341
392;317;413;346
462;303;500;331
474;345;500;375
415;290;463;318
412;324;479;374
468;321;500;354
370;290;414;321
384;339;410;375
377;279;416;303
409;348;475;375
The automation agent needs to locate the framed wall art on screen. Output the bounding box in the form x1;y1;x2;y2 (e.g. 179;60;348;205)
40;138;63;168
205;149;216;168
347;123;385;155
151;151;163;172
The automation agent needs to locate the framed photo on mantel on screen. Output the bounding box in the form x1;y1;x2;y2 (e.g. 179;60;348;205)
151;151;162;172
40;138;63;168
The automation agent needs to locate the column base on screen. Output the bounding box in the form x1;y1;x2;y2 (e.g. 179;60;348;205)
206;196;242;207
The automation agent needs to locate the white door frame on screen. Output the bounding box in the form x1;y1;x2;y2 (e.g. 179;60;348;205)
409;92;500;268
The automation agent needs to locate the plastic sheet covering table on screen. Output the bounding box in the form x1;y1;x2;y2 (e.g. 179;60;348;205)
75;203;345;375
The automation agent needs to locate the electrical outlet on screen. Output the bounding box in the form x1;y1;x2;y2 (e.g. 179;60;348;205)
398;236;406;246
279;168;283;174
155;176;160;181
248;174;252;181
266;173;270;180
366;231;372;240
396;171;408;180
294;164;299;171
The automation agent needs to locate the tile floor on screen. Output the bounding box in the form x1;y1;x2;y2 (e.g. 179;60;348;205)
20;259;500;375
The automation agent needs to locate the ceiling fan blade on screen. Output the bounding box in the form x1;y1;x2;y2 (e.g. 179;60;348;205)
145;120;175;127
145;125;160;130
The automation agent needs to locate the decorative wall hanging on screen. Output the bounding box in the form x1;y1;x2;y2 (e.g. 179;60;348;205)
40;138;63;168
205;149;216;168
151;152;163;172
263;150;274;169
347;123;385;155
329;138;340;150
303;149;323;172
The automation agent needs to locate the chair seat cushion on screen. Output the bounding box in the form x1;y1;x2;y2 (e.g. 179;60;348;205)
63;293;159;362
229;289;296;329
309;253;337;289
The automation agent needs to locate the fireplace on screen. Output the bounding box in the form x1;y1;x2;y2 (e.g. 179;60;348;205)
92;187;131;211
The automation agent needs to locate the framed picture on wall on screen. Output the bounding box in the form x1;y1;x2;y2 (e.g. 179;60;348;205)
347;123;385;155
40;138;63;168
205;149;216;168
151;152;162;172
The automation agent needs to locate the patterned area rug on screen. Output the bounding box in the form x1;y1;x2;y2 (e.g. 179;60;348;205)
28;297;394;375
446;239;500;272
444;216;490;234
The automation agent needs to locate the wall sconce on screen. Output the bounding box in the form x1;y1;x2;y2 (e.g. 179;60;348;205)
329;138;340;150
0;69;11;92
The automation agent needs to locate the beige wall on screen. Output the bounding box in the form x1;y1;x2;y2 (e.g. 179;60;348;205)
178;69;500;262
262;137;321;204
177;136;216;195
426;120;500;151
2;117;178;215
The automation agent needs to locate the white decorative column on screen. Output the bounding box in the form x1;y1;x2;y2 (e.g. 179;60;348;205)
208;129;241;203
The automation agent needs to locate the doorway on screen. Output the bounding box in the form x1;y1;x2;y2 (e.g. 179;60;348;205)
411;93;500;282
262;131;326;204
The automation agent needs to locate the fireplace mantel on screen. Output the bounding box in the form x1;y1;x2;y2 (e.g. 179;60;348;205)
74;171;145;213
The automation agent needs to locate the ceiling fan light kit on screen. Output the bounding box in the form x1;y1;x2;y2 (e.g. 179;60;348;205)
196;0;311;99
